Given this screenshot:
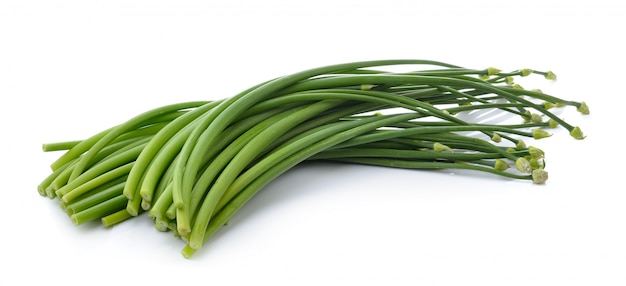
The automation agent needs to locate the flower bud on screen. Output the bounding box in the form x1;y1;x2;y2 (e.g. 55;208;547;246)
532;129;552;140
494;159;510;171
515;157;532;173
548;119;559;128
577;101;590;115
487;67;501;76
570;126;586;139
433;142;453;153
528;146;545;159
491;132;502;143
532;169;549;184
543;101;555;110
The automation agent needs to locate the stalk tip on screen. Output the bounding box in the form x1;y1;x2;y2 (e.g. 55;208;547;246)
177;225;191;236
570;126;586;139
577;101;590;115
545;70;557;80
494;159;510;171
361;84;375;91
487;67;501;75
543;101;555;110
506;76;515;85
531;169;549;184
530;158;545;170
528;146;545;159
515;157;532;173
548;119;559;128
532;129;552;140
491;132;502;143
126;205;139;216
433;142;453;153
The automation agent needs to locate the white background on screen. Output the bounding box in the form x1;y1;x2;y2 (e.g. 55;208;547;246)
1;1;624;285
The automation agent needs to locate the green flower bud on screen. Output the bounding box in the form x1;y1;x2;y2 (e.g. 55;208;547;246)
521;68;533;76
531;113;543;123
570;126;586;140
487;67;501;76
361;84;375;91
577;101;590;115
532;129;552;140
494;159;510;171
531;169;549;184
527;146;544;159
515;157;532;173
523;110;532;123
433;142;453;153
506;76;515;85
512;83;524;90
516;139;527;149
491;132;502;143
548;119;559;128
530;158;545;170
545;70;557;80
543;101;555;110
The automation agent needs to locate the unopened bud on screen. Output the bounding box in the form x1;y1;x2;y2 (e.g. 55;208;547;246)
506;76;515;85
515;157;532;173
494;159;510;171
548;119;559;128
487;67;501;76
433;142;453;153
527;146;545;159
531;169;549;184
523;110;532;123
491;133;502;143
577;101;590;115
532;129;552;139
543;102;555;110
530;158;545;170
361;84;375;91
570;126;586;140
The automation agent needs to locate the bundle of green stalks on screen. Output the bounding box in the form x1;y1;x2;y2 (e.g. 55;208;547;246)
38;59;589;258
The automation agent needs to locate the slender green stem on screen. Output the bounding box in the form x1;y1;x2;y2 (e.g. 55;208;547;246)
71;194;128;226
61;162;134;203
65;178;126;215
328;157;531;180
42;141;82;152
188;100;344;249
101;209;135;227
